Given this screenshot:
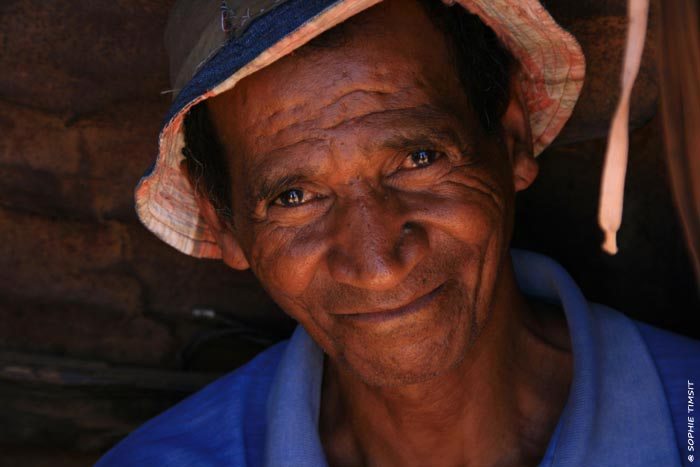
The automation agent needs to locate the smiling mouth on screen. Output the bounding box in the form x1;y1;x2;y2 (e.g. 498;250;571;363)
336;282;447;323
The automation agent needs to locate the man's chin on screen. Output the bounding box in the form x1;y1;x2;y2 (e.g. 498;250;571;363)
321;282;476;386
332;319;474;387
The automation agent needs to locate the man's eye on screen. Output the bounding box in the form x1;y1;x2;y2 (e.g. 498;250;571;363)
274;188;306;207
404;150;442;169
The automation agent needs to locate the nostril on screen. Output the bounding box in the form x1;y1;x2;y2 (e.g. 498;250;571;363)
327;220;428;290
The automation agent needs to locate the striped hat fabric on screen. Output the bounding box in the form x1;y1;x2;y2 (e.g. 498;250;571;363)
137;0;585;258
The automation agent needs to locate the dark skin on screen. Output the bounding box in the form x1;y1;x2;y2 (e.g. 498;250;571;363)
188;0;572;465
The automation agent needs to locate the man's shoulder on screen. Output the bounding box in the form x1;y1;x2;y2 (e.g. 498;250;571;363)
584;303;699;462
633;316;700;382
635;318;700;358
592;303;700;364
96;340;288;467
590;301;700;367
631;315;700;459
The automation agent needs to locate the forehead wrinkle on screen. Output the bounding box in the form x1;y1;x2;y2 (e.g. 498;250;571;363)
250;85;405;146
245;104;473;185
251;136;328;161
259;97;462;157
233;49;405;134
320;103;459;134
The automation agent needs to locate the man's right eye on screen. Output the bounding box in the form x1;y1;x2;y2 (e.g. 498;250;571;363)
273;188;306;207
401;149;444;170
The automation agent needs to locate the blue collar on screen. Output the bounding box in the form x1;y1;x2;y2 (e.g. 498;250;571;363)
264;249;679;466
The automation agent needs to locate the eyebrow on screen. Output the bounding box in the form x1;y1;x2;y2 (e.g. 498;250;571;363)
379;126;466;153
248;139;328;203
248;107;472;202
255;173;308;202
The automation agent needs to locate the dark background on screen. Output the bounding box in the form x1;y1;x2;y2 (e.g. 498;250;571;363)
0;0;698;465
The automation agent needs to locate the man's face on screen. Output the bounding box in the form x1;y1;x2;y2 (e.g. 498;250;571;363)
206;0;529;386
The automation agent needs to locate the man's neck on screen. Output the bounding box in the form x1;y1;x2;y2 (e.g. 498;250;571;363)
319;262;572;467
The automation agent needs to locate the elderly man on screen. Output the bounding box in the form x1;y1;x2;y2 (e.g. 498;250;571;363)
98;0;699;465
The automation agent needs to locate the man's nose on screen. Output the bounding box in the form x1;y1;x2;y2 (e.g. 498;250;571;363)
326;188;428;291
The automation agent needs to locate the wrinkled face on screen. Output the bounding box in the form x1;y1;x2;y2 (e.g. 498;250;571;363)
206;0;532;386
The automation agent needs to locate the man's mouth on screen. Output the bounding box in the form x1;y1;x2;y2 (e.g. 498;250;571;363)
334;282;447;323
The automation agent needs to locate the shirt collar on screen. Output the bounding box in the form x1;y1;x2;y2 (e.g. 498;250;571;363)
265;321;327;466
264;249;679;466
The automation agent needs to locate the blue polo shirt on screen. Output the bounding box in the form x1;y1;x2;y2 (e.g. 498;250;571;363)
97;250;700;466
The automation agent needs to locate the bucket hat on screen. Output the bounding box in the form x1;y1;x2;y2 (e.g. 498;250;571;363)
137;0;585;258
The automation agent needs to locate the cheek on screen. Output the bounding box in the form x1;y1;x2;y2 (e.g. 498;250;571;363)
411;178;507;248
245;222;341;355
409;173;510;310
246;222;329;302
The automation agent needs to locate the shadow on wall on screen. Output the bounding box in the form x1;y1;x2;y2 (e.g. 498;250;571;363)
513;113;700;334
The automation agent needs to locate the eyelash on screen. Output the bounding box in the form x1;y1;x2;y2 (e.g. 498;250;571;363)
272;188;309;208
401;149;445;170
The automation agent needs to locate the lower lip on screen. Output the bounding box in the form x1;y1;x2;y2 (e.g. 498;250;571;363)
337;283;447;324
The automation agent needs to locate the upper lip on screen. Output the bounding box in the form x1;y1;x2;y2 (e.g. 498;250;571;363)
333;282;446;316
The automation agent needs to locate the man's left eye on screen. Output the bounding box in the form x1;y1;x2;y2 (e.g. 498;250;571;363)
403;150;442;169
274;188;306;207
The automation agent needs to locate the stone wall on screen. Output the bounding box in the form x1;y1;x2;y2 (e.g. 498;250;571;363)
0;0;292;369
0;2;292;464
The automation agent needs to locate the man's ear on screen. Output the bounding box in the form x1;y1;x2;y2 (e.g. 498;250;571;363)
500;72;539;192
179;160;250;270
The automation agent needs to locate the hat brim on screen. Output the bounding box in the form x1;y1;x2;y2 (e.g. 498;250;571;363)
136;0;585;258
